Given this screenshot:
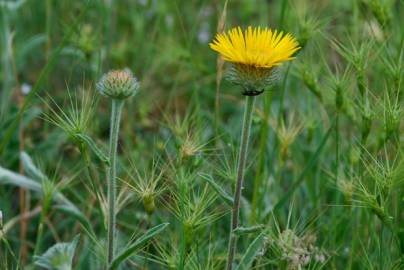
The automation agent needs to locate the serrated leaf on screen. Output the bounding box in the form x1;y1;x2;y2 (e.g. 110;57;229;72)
235;232;266;270
110;223;169;270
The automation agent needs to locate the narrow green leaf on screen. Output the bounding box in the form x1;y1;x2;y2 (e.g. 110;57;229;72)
273;121;334;212
110;223;170;270
54;205;96;240
0;165;95;243
0;166;80;215
76;133;110;166
16;34;47;69
199;173;234;206
0;166;42;192
20;151;46;180
233;225;265;236
235;232;266;270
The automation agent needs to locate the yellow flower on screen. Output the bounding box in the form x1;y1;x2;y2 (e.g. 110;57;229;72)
210;26;300;95
210;26;300;68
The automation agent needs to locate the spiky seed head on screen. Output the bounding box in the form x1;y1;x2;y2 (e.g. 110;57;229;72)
180;138;199;160
97;69;139;99
143;193;156;215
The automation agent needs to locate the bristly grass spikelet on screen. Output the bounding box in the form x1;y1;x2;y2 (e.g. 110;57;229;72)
123;157;166;215
42;87;97;144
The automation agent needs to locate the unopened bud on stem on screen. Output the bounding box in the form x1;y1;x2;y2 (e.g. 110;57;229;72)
97;69;139;100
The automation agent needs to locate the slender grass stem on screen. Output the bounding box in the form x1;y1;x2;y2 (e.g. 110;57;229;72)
226;95;256;270
33;198;50;256
178;169;186;270
107;99;124;267
333;112;340;249
1;229;21;269
379;222;384;270
250;91;272;224
33;211;46;256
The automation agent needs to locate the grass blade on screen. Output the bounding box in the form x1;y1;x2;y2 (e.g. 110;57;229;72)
273;120;335;212
110;223;170;270
76;133;110;166
235;231;266;270
199;173;233;206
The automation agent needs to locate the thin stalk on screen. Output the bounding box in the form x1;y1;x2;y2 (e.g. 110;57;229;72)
250;91;272;223
379;223;384;270
332;112;341;260
107;99;124;267
33;198;51;256
43;0;52;136
18;118;28;262
335;113;339;193
1;229;21;269
0;7;13;114
226;96;256;270
214;75;221;135
104;0;116;69
72;146;100;234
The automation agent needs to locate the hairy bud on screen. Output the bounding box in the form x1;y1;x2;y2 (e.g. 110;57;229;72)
97;69;139;99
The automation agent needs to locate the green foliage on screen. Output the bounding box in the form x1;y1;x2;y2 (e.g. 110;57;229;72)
0;0;403;269
235;232;267;270
34;235;80;270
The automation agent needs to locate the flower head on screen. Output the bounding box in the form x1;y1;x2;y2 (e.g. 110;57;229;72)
210;26;300;95
97;69;139;99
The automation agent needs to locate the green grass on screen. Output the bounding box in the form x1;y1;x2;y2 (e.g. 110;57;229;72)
1;0;404;269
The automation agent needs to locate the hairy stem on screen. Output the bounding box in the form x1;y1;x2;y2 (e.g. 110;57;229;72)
226;96;256;270
107;99;124;267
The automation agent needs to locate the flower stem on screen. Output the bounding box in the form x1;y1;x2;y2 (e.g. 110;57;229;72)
107;99;124;267
226;95;256;270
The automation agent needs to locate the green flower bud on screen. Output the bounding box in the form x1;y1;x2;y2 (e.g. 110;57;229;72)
97;69;139;99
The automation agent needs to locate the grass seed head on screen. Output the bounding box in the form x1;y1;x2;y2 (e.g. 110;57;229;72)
271;114;303;162
382;90;402;140
295;60;322;100
275;229;327;270
42;88;96;145
124;158;166;215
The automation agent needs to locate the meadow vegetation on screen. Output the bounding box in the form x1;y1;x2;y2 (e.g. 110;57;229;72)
0;0;403;269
